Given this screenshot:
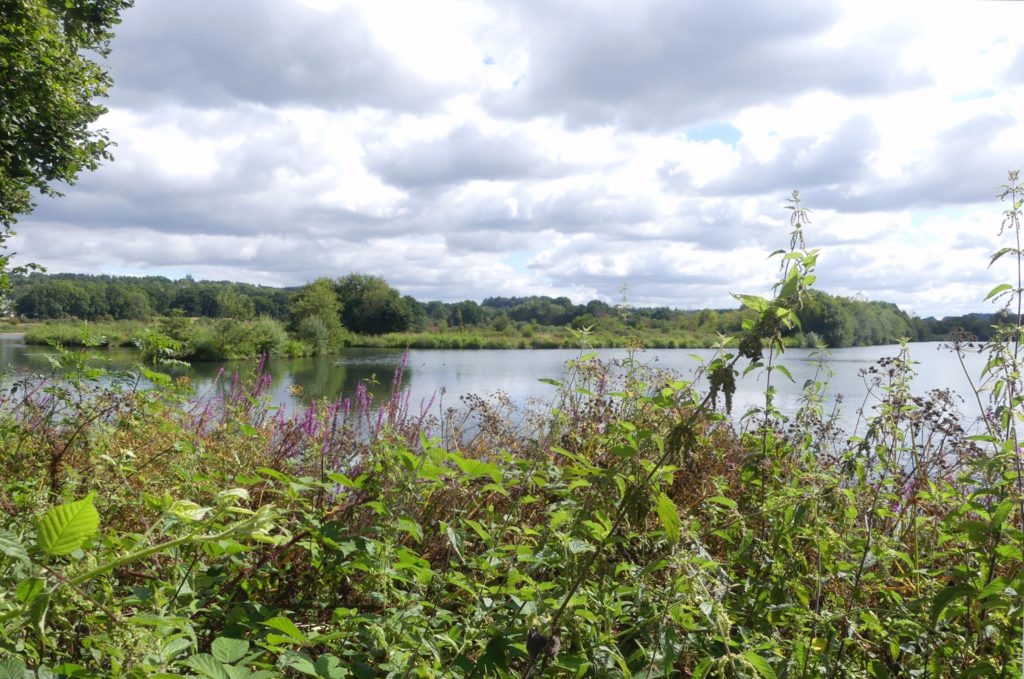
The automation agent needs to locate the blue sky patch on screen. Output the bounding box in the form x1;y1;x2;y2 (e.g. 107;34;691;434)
686;122;741;145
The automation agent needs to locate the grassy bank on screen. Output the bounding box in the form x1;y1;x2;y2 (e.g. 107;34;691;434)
22;319;145;347
19;318;801;357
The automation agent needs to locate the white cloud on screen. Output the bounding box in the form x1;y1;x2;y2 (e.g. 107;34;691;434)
11;0;1024;316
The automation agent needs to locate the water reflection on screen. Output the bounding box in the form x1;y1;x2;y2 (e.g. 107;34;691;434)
258;350;411;406
0;339;413;413
0;338;989;436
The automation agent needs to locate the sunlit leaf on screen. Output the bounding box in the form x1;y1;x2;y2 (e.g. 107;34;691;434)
211;637;249;664
985;283;1013;300
183;653;229;679
37;493;100;556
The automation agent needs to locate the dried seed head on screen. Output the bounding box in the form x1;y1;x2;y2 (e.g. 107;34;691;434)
526;629;561;660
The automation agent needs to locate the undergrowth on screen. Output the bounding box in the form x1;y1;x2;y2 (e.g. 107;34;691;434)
0;179;1022;677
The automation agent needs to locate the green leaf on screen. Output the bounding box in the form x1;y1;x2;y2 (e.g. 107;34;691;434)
16;577;44;604
989;247;1015;267
0;658;27;679
962;662;997;678
212;637;250;664
183;653;229;679
280;650;319;676
29;590;51;637
37;493;100;556
314;654;348;678
396;517;423;542
451;455;502;483
163;637;193;661
930;584;974;624
654;492;681;543
0;528;28;562
692;658;714;679
262;616;307;643
773;364;794;383
705;496;738;510
732;293;769;313
985;283;1013;300
224;666;257;679
742;651;777;679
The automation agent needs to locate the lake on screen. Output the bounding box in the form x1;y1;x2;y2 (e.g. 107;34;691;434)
0;338;990;436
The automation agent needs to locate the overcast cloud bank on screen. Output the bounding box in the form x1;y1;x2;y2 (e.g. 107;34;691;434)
14;0;1024;316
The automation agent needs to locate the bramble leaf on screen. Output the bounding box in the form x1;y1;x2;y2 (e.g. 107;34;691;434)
183;654;229;679
212;637;249;664
37;493;100;556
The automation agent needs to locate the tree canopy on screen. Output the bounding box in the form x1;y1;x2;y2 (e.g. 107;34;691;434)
335;274;413;335
0;0;133;228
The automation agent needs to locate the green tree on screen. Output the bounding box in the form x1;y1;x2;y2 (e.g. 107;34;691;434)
0;0;132;298
216;286;256;320
335;273;412;335
1;0;133;228
290;277;347;352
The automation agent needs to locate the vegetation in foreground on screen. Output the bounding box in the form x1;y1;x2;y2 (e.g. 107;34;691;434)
1;182;1023;677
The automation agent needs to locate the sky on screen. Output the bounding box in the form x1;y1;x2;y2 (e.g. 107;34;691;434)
12;0;1024;316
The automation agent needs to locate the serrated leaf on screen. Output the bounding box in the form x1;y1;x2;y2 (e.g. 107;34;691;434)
163;636;193;661
931;584;974;623
37;493;100;556
212;637;249;664
985;283;1013;301
0;528;28;562
654;492;681;543
262;616;307;643
314;654;347;678
170;500;211;521
451;456;502;483
0;658;27;679
733;293;769;313
183;653;229;679
567;538;594;554
705;496;738;510
224;665;254;679
742;651;777;679
16;577;45;604
280;651;318;676
962;662;997;678
217;488;250;505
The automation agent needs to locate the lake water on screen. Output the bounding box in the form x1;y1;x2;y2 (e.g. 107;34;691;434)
0;338;991;435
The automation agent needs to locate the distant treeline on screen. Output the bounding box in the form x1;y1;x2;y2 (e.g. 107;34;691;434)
7;272;1004;347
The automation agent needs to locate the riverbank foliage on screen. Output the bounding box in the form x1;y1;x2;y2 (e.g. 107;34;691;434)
9;271;984;357
2;183;1024;677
